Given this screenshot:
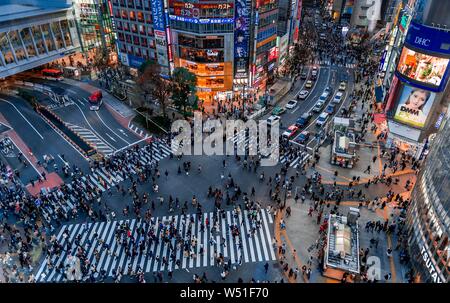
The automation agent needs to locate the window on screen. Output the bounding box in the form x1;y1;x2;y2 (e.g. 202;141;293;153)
124;22;130;31
118;32;125;41
133;35;139;45
20;28;37;58
131;23;137;33
127;44;133;54
121;9;128;19
129;11;136;21
0;32;15;64
141;37;147;47
139;25;145;35
128;0;134;8
145;13;152;24
51;22;64;49
125;34;131;43
135;0;142;9
60;20;72;47
117;21;123;30
41;24;56;52
137;11;144;22
30;25;46;54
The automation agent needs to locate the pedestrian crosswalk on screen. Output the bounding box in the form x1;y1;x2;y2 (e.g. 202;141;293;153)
35;209;275;282
313;59;357;68
37;142;172;225
228;130;311;168
66;123;115;155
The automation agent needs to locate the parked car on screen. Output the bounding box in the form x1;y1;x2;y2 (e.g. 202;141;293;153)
297;90;310;100
325;104;335;114
272;106;286;115
286;99;298;109
313;100;325;113
296;112;313;128
295;131;310;144
316;112;329;127
266;115;281;127
305;80;313;88
333;91;344;104
282;124;300;139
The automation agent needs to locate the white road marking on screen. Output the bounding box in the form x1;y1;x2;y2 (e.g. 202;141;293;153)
0;98;44;140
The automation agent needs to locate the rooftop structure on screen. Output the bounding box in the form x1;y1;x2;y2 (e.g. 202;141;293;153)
325;214;360;274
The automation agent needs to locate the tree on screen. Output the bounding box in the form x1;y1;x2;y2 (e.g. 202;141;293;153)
171;67;197;117
285;41;312;76
136;60;171;117
92;48;109;70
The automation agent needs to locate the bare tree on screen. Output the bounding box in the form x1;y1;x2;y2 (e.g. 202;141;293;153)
136;60;171;117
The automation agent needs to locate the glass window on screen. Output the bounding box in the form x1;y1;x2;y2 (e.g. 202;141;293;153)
60;20;72;47
8;30;26;61
51;22;64;49
137;11;144;22
20;28;37;58
41;24;56;52
129;11;136;21
0;32;15;64
31;25;46;54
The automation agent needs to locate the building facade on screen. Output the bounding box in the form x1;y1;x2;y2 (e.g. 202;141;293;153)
72;0;115;53
0;0;80;78
110;0;284;107
405;109;450;283
380;0;450;158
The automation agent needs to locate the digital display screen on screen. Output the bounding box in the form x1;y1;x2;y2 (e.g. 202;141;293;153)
393;84;436;129
396;46;450;89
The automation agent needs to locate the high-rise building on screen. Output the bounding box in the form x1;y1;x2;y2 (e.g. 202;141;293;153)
405;104;450;283
379;0;450;158
72;0;115;53
110;0;283;108
0;0;81;78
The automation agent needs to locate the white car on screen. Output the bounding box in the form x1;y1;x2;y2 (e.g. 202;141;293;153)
333;91;344;104
266;115;281;127
297;90;310;100
286;100;298;109
316;112;329;127
339;81;347;91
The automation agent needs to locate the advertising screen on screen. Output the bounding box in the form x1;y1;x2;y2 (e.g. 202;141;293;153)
396;46;449;89
234;0;251;79
394;84;436;128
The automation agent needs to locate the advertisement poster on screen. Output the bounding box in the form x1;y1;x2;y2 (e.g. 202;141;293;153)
155;30;169;67
397;46;449;88
234;0;251;79
394;84;436;128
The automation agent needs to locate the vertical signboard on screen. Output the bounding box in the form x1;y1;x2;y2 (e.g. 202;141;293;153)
151;0;169;77
151;0;165;31
234;0;251;79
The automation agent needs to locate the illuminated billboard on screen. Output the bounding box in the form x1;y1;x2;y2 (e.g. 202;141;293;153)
396;46;450;90
393;84;436;129
234;0;251;79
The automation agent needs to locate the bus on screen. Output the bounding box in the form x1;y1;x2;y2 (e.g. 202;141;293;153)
42;69;64;81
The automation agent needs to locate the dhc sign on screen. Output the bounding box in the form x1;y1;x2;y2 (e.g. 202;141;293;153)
405;21;450;55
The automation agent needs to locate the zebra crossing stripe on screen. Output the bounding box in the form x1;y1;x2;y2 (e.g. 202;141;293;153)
37;209;275;281
94;220;117;278
261;211;276;260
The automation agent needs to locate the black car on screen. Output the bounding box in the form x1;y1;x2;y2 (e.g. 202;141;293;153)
295;112;312;128
300;71;308;80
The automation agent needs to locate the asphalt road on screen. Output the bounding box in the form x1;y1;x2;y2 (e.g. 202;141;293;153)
25;78;142;153
0;93;89;180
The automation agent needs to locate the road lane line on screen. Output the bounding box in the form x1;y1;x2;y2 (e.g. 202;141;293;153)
95;110;130;145
0;98;44;139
